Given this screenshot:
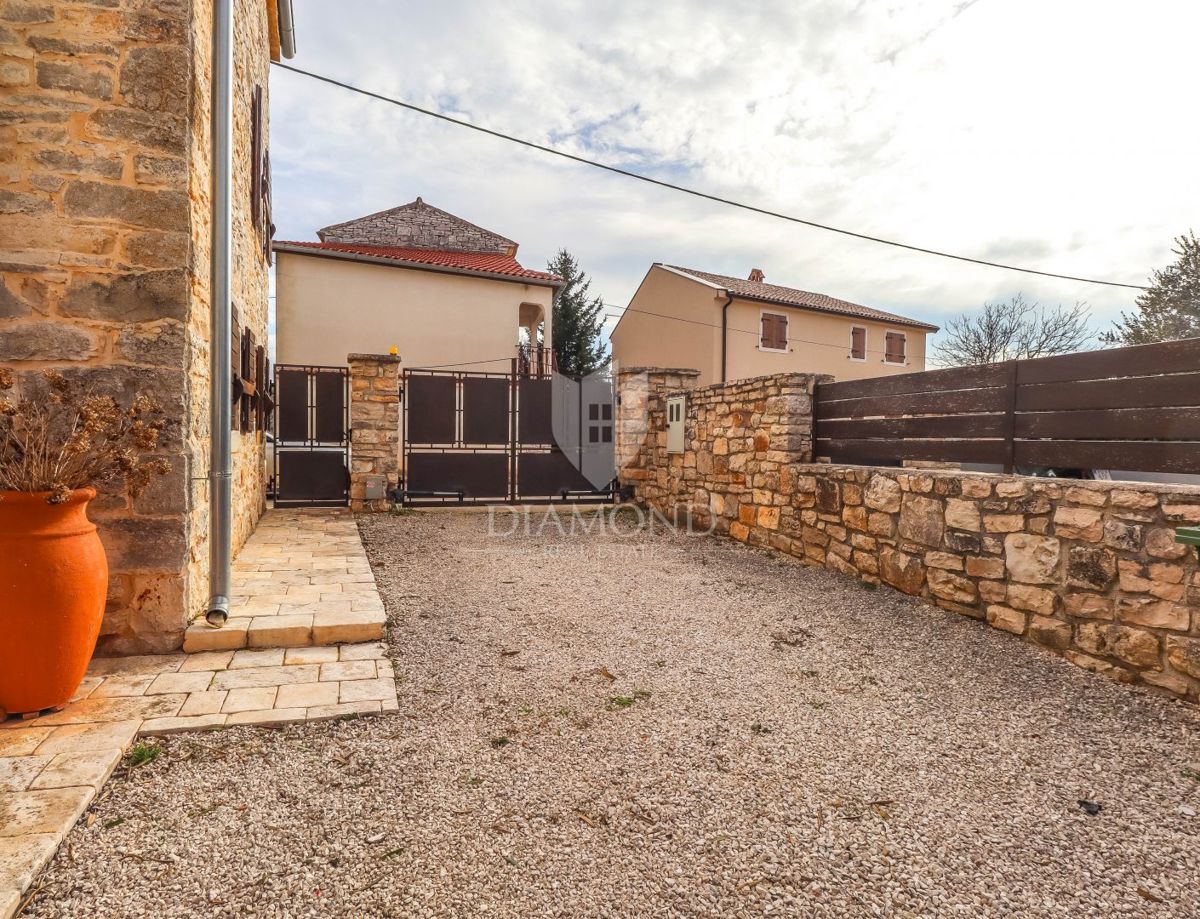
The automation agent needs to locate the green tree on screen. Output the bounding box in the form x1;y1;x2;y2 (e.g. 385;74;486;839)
1104;231;1200;345
548;248;607;378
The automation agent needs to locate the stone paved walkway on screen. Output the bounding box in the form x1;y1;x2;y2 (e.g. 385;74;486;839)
183;509;386;652
0;510;396;919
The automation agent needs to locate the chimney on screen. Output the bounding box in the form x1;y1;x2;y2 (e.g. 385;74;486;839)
748;268;765;282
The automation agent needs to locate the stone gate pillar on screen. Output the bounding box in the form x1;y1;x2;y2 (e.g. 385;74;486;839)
347;353;401;511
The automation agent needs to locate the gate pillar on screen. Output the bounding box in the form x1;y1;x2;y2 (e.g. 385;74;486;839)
348;353;402;511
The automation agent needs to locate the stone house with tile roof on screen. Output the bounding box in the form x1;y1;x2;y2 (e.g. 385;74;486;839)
274;198;562;374
609;263;939;386
0;0;294;653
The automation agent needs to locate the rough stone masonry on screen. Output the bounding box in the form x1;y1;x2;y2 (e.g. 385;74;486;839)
618;369;1200;702
0;0;272;652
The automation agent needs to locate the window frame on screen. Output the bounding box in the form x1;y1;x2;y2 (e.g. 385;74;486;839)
849;325;867;362
758;309;789;353
883;329;908;366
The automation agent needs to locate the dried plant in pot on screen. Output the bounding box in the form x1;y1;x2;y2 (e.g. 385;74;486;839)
0;369;171;717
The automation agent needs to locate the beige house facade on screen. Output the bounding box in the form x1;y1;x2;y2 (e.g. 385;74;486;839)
609;264;938;386
275;199;560;375
0;0;290;652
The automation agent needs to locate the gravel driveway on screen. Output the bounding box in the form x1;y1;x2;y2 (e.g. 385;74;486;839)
24;509;1200;917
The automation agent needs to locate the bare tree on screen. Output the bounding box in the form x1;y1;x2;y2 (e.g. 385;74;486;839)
934;294;1093;366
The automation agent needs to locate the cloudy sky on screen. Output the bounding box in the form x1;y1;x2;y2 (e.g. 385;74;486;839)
268;0;1199;352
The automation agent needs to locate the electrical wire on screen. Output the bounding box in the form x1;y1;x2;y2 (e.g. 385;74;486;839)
273;62;1150;292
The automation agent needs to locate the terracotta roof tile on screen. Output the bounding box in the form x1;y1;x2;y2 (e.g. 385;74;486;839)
274;241;561;284
665;265;938;331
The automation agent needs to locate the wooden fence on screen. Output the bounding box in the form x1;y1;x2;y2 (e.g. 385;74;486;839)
814;337;1200;473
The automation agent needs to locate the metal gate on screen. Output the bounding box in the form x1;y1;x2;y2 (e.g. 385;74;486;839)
273;364;350;507
401;366;613;505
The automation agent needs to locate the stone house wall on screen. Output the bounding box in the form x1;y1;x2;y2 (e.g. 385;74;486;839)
618;369;1200;702
318;197;515;254
0;0;270;653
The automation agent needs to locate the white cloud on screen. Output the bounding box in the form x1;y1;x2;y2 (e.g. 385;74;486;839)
270;0;1200;349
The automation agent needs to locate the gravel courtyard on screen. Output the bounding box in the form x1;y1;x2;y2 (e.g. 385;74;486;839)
24;509;1200;918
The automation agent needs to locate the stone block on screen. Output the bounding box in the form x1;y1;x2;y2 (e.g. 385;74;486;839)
63;181;187;232
1004;533;1060;584
944;498;981;532
1064;592;1113;619
139;714;228;734
965;555;1004;579
1028;615;1072;651
1117;599;1188;631
898;494;943;547
0;321;97;361
87;107;185;152
983;514;1024;533
1165;637;1200;680
60;268;188;321
879;546;925;595
183;619;249;652
1066;546;1115;590
864;475;901;513
29;749;121;791
986;605;1027;635
120;46;187;115
36;60;112;99
247;614;313;648
311;609;385;645
1007;583;1056;615
1076;623;1160;669
1145;527;1189;560
1053;506;1103;541
927;568;976;604
1102;518;1142;551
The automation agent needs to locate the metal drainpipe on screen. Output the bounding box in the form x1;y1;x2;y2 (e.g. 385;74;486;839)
206;0;234;627
276;0;296;58
719;292;733;383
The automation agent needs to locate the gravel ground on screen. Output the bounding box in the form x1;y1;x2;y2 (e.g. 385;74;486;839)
24;509;1200;918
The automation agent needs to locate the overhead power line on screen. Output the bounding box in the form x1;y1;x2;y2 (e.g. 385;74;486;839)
274;62;1150;292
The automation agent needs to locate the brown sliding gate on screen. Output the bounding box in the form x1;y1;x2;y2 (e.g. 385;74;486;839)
273;364;350;507
814;337;1200;473
401;366;612;504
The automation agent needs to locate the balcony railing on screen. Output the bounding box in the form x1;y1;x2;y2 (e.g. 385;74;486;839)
517;344;555;378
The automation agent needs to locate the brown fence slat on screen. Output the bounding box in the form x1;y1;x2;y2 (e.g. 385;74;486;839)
815;386;1007;421
1017;407;1200;441
1017;371;1200;412
812;339;1200;474
1015;440;1200;473
1017;337;1200;385
816;438;1009;465
816;361;1010;401
817;413;1008;440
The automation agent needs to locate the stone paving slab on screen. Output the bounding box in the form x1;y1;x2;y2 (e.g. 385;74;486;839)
183;509;385;652
0;640;396;918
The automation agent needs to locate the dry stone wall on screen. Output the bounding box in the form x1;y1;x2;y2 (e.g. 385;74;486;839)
348;353;400;512
1;0;269;652
619;369;1200;702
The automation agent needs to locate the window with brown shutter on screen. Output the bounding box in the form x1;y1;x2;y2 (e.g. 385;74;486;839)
850;326;866;360
249;85;273;264
884;331;906;364
760;312;788;351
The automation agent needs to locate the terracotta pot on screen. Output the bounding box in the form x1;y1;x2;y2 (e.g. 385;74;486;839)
0;488;107;716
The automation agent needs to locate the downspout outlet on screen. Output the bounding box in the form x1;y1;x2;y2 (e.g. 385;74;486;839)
205;601;229;628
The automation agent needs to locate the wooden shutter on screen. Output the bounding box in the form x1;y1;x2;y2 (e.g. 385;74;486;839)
885;332;906;363
250;86;262;235
851;326;866;360
761;313;787;350
230;306;241;428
